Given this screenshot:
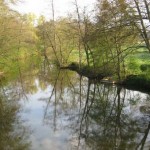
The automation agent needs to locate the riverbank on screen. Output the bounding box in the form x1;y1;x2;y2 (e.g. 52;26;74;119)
122;75;150;92
60;62;112;80
60;63;150;93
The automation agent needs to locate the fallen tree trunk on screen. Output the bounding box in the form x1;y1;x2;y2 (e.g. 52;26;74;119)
60;63;107;80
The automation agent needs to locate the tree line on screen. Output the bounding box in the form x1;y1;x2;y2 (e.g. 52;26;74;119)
0;0;150;82
37;0;150;81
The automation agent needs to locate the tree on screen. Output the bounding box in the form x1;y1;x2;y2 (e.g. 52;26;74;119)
0;1;38;73
89;0;138;80
132;0;150;52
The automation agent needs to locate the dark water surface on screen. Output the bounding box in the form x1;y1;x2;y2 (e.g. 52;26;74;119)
0;64;150;150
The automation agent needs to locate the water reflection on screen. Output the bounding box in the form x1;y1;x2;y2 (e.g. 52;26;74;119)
41;69;150;150
0;62;150;150
77;84;150;150
0;85;31;150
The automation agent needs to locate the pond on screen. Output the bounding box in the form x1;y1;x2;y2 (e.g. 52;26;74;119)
0;60;150;150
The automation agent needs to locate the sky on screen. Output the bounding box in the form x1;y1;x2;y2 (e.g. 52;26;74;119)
11;0;96;20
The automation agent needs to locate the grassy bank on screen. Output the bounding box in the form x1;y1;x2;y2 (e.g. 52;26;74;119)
123;49;150;91
126;49;150;77
62;48;150;92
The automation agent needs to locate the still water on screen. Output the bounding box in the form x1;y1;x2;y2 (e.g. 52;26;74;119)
0;63;150;150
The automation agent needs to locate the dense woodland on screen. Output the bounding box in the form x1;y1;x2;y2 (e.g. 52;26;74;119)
0;0;150;89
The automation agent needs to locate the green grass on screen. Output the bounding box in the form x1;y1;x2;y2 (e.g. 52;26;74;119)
124;49;150;91
126;50;150;77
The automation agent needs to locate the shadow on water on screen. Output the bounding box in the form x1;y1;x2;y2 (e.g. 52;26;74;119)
0;58;150;150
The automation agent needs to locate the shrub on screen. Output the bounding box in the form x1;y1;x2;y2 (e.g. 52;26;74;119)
123;74;150;91
140;64;150;72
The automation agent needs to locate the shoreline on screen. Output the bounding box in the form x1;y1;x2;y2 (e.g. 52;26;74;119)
60;63;150;93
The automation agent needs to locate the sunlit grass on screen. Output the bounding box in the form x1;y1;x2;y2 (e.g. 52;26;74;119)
126;50;150;78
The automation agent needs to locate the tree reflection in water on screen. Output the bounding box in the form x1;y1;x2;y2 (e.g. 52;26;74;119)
0;58;150;150
42;69;150;150
0;84;31;150
78;84;150;150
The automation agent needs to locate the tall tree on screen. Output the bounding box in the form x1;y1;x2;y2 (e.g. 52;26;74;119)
90;0;138;80
132;0;150;52
0;1;37;73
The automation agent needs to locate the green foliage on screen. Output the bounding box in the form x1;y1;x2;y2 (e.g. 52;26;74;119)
126;51;150;77
140;64;150;72
0;92;31;150
35;0;150;82
123;74;150;91
0;0;39;78
1;0;150;85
